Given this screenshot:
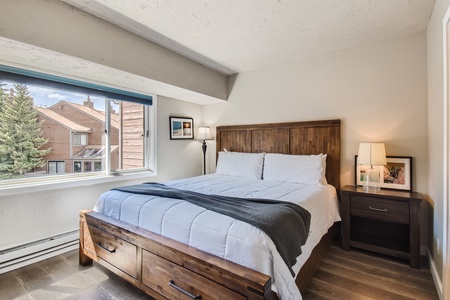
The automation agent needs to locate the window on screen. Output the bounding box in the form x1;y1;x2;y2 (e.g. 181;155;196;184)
0;65;156;185
48;161;65;174
74;161;82;173
94;161;102;172
83;161;91;172
73;134;88;146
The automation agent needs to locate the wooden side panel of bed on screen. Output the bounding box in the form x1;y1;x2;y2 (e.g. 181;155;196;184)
216;119;341;192
80;210;271;300
79;119;341;300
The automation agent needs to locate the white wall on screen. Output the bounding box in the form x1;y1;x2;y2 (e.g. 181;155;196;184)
156;96;206;181
427;0;450;285
0;97;203;250
204;33;430;250
0;0;228;105
0;0;214;250
0;0;437;282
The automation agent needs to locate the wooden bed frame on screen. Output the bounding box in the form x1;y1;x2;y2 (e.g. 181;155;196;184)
79;119;341;300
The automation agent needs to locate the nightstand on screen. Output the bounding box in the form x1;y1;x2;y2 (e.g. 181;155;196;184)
340;185;422;268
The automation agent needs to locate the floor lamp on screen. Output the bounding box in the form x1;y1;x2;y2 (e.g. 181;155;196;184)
197;126;213;175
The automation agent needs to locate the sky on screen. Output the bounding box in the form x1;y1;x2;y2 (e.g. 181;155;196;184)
3;81;111;111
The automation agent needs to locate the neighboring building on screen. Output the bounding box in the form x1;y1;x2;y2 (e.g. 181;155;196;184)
35;97;124;174
35;107;92;174
119;101;145;169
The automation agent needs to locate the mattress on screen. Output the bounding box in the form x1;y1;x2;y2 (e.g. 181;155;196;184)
93;174;341;300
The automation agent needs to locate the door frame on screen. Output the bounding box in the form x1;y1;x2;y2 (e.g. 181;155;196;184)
442;6;450;300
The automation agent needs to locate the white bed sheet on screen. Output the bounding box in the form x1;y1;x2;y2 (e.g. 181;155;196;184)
93;174;341;300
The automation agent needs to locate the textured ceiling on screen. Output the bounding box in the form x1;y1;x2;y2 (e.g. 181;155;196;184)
63;0;435;74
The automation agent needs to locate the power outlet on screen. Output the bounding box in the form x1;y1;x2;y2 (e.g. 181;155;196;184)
436;238;440;255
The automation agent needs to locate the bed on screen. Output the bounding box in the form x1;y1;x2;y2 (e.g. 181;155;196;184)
79;119;341;300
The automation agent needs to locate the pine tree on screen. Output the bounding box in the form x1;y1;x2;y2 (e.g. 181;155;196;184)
0;84;50;179
0;82;5;115
0;82;7;178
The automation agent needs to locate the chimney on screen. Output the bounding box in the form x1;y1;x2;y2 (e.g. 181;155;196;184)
83;96;94;109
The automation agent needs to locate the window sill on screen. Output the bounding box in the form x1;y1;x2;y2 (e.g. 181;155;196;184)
0;171;156;197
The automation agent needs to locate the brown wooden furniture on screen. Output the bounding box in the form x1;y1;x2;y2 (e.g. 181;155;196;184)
79;119;341;299
216;119;340;193
340;185;422;268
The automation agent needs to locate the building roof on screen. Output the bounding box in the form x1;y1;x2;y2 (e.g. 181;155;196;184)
36;107;92;133
64;101;120;129
72;145;119;159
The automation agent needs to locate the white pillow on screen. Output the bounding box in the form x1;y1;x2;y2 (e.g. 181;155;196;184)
215;151;265;179
321;154;328;185
263;153;326;185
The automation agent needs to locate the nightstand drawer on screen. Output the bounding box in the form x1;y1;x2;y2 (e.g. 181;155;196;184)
350;195;409;224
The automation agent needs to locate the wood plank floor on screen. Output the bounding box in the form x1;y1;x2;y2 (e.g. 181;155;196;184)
0;246;438;300
302;246;438;300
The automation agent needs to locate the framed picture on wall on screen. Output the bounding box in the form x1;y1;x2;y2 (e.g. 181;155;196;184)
169;117;194;140
355;155;413;191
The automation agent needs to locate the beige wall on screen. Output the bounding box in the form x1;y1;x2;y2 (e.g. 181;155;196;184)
0;97;203;249
204;33;430;250
0;0;228;105
205;33;428;191
0;0;213;249
0;0;440;288
427;0;450;286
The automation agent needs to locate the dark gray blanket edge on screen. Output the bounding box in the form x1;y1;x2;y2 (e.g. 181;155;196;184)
112;182;311;277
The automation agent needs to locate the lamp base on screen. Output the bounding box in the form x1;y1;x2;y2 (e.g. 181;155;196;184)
362;167;381;192
202;140;207;175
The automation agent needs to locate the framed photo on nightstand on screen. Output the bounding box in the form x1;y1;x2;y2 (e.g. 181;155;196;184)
355;155;412;191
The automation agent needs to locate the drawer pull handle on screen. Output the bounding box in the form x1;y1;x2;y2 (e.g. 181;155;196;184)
97;242;116;253
369;206;388;212
169;279;202;299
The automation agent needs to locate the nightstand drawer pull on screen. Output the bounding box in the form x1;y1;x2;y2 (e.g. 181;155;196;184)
369;206;388;212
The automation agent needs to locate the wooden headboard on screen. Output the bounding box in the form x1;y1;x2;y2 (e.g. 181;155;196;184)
216;119;341;191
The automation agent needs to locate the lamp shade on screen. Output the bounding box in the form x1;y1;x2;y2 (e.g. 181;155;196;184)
358;143;387;165
197;126;213;140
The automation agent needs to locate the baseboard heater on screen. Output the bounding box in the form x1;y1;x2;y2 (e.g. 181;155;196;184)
0;230;79;274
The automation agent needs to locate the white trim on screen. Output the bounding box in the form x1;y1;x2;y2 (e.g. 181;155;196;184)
148;96;157;174
0;244;78;275
443;7;450;300
105;98;112;173
429;248;443;299
0;230;79;275
0;170;156;197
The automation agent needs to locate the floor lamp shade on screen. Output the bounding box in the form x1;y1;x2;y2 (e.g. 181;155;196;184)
197;126;213;175
197;126;213;141
358;143;386;192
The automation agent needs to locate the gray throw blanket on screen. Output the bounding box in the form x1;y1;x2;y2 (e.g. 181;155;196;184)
113;182;311;277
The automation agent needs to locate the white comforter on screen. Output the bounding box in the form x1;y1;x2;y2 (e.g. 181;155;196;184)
93;174;341;300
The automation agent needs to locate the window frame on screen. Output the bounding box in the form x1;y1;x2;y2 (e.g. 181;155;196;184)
0;103;157;195
0;171;157;197
48;160;66;174
73;133;88;146
107;101;153;175
0;68;158;195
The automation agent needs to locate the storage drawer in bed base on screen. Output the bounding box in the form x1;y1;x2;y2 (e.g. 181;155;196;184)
79;210;272;300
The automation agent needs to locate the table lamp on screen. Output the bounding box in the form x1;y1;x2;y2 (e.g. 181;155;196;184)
358;142;387;192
